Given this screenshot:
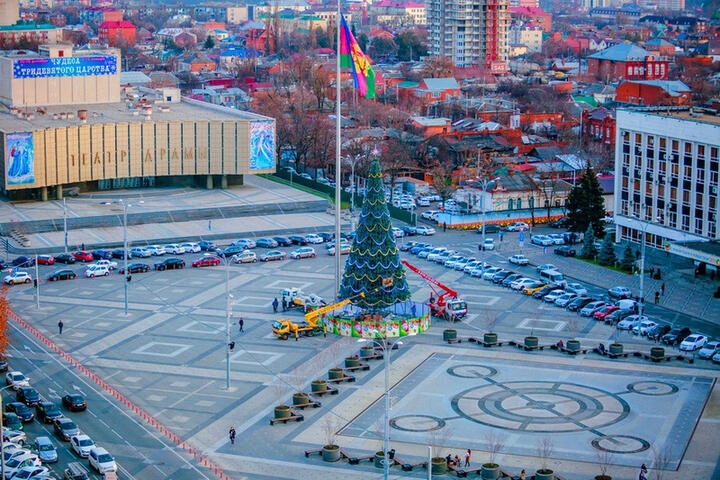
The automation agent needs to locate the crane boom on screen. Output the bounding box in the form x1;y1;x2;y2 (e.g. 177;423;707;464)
304;292;365;323
401;260;458;297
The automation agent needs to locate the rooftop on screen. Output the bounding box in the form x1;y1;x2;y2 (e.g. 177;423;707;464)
588;43;656;62
0;22;59;31
624;107;720;126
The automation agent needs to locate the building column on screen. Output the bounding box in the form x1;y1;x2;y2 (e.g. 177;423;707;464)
221;175;228;189
40;187;48;202
206;175;213;189
56;186;63;200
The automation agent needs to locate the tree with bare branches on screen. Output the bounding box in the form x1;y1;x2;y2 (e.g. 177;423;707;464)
430;161;458;215
420;56;456;79
536;437;554;476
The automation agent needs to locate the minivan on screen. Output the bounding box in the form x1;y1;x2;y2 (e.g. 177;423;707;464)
539;269;565;283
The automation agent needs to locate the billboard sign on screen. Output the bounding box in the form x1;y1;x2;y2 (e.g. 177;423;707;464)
5;132;35;186
249;120;276;170
12;55;117;79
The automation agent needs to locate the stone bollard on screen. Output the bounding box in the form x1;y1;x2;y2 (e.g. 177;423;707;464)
292;393;310;406
483;332;498;345
359;346;375;359
311;380;327;393
609;343;623;356
345;357;361;368
328;368;345;380
650;347;665;361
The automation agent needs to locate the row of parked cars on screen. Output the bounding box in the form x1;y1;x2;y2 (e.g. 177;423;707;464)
2;366;117;480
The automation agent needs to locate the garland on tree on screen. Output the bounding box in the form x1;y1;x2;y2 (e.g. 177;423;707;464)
339;159;411;310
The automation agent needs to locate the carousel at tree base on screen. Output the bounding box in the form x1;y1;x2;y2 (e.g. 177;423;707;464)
323;159;431;338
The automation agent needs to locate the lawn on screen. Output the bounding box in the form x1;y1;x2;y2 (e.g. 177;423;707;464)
576;256;631;275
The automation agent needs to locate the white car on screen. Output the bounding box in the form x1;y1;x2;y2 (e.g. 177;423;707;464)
580;301;607;317
88;447;117;474
426;248;448;262
698;341;720;359
304;234;324;244
70;434;95;458
415;226;435;236
421;210;440;220
289;247;316;259
146;245;166;256
617;314;648;330
506;222;529;231
554;292;578;307
164;244;186;254
511;278;537;291
632;320;658;336
543;290;566;303
399;202;416;210
679;334;708;352
2;428;27;445
508;255;529;266
3;272;32;285
536;264;557;273
479;238;495;250
443;256;465;269
391;228;404;238
85;264;110;278
547;233;565;245
129;247;151;258
3;454;42;478
565;283;588;296
10;466;50;480
5;372;29;390
531;235;554;246
482;267;503;280
94;259;118;270
181;242;201;253
2;444;29;461
417;198;430;207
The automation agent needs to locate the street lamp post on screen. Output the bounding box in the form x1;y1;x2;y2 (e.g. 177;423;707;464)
477;178;489;271
1;384;15;480
224;255;232;390
122;201;129;316
34;254;39;309
62;198;68;254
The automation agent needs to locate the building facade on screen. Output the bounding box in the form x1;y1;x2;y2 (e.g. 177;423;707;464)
588;44;668;82
509;22;542;53
614;108;720;258
428;0;509;70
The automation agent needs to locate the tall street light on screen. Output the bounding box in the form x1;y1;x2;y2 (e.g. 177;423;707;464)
358;334;402;480
112;200;143;316
1;384;16;480
222;253;233;390
62;198;68;254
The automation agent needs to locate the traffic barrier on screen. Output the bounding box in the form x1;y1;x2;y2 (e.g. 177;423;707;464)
8;308;234;480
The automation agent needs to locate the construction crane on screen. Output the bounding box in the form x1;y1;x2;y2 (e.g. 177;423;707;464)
272;292;365;340
401;260;468;320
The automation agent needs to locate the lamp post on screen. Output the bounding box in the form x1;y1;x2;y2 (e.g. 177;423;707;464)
34;254;39;309
62;198;68;254
223;254;233;390
1;384;15;480
111;200;143;316
358;335;402;480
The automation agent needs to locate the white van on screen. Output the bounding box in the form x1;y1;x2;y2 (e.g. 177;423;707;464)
539;269;565;283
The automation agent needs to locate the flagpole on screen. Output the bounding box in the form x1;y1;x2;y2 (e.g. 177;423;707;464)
334;2;342;298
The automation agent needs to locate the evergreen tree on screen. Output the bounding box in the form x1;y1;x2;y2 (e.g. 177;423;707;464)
340;159;411;310
620;242;636;272
597;231;617;266
580;224;598;259
203;36;215;49
565;165;606;236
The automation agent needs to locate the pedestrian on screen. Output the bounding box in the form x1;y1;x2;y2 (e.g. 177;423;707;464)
453;454;460;468
649;266;654;277
661;283;666;295
229;426;236;445
208;220;212;231
57;320;63;335
411;304;417;318
81;243;85;251
520;469;526;479
639;464;648;480
443;222;447;232
445;454;452;468
272;297;279;313
655;291;660;304
281;298;287;311
464;449;471;467
499;231;504;242
238;316;244;332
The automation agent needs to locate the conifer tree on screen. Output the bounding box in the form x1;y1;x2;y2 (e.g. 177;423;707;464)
597;231;617;266
620;242;636;272
581;224;598;259
566;165;606;236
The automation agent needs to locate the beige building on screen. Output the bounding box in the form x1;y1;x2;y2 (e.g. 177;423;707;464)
226;6;250;24
0;46;276;200
0;0;19;26
509;23;542;53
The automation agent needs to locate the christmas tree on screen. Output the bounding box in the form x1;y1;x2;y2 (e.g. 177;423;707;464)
580;224;598;259
340;159;411;310
597;232;617;266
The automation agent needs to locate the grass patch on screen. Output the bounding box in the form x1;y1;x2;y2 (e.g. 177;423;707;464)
576;256;631;275
259;174;351;208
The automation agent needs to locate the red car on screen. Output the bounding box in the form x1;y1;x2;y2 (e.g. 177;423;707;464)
36;255;55;265
593;305;620;321
72;251;94;262
192;255;221;268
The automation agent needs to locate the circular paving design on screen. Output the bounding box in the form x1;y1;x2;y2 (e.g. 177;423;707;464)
446;364;498;379
626;381;679;396
591;435;651;454
390;415;446;432
452;381;630;433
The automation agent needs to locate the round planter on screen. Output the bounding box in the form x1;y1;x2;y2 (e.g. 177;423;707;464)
431;457;448;474
594;476;612;480
524;336;539;348
292;393;309;406
359;346;374;359
311;380;327;393
322;445;341;462
481;463;500;479
650;347;665;360
443;329;457;341
274;405;291;419
374;451;387;469
484;332;498;345
566;339;581;352
535;469;555;480
609;343;623;355
328;368;345;380
345;357;361;368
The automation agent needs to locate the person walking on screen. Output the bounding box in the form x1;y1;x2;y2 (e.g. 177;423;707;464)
443;222;447;232
272;297;279;313
208;220;212;231
661;283;666;295
639;464;648;480
281;298;287;311
464;449;471;467
57;320;63;335
498;231;504;242
81;243;85;251
649;266;654;278
238;316;244;333
655;291;660;304
229;426;236;445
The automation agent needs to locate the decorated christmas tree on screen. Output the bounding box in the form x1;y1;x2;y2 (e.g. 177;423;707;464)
339;159;411;311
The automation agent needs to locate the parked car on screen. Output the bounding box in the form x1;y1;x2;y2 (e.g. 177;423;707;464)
118;263;150;274
111;249;129;260
256;238;279;248
593;305;620;321
154;258;185;271
531;235;554;246
421;210;440;220
232;252;257;264
47;269;77;282
536;264;557;274
180;242;201;253
2;427;27;445
501;273;524;287
646;324;672;341
53;418;79;441
90;250;112;260
72;251;93;263
216;246;245;258
532;285;558;299
3;272;32;285
304;234;324;244
543;290;566;303
197;241;216;252
679;334;707;351
512;278;539;291
6;402;33;422
129;247;151;258
617;314;649;331
290;247;317;259
146;245;166;256
633;319;658;336
505;222;529;231
16;387;40;407
6;372;30;390
84;265;109;278
35;402;62;423
608;286;633;299
94;259;118;270
547;234;566;245
580;301;607;317
191;255;221;268
477;224;501;234
554;292;578;307
698;341;720;359
35;255;54;266
272;236;292;247
566;296;594;312
508;255;529;266
53;253;76;264
34;436;57;464
400;226;417;236
662;327;692;345
328;244;351;256
61;394;86;412
288;235;308;245
565;283;588;296
260;250;287;262
3;412;23;431
549;217;569;228
63;462;90;480
481;267;503;280
11;256;35;267
70;434;95;458
415;226;436;236
164;244;186;255
554;246;576;257
478;239;495;251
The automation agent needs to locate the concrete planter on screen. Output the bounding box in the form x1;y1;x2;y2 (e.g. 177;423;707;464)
483;333;498;345
374;451;387;469
431;457;448;474
524;336;539;348
650;347;665;360
274;405;291;419
594;476;612;480
359;346;375;359
292;393;310;406
311;380;327;392
566;340;581;352
443;329;457;341
609;343;623;355
328;368;344;380
345;357;361;368
481;463;500;479
322;445;341;462
535;469;555;480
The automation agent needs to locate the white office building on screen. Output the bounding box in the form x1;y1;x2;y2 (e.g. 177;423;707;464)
614;108;720;270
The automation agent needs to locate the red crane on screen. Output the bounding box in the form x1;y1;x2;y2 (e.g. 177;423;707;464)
402;260;468;320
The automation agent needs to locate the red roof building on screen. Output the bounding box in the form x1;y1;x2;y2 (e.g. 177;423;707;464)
508;6;551;32
615;80;691;106
587;44;668;82
98;20;136;46
581;107;615;147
